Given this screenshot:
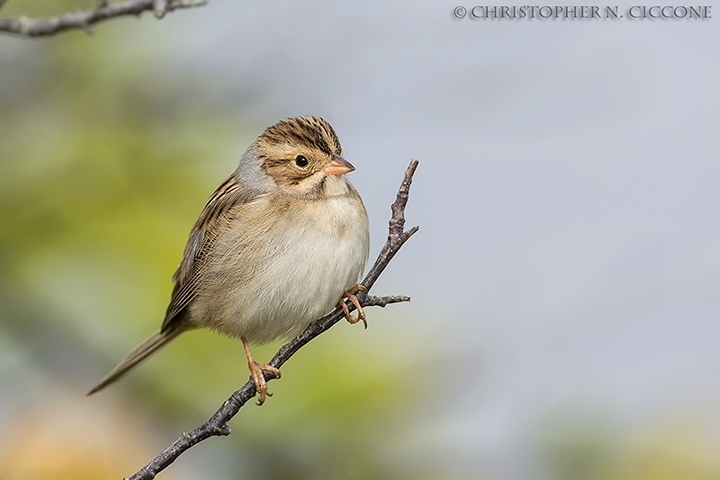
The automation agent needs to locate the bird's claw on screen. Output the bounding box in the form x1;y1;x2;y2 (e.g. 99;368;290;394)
247;360;281;406
338;284;368;328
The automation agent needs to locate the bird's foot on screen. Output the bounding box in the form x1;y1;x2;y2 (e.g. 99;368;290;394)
247;359;281;406
338;284;368;328
242;336;280;405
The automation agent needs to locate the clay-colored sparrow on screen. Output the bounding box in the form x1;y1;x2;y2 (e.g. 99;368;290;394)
88;116;370;404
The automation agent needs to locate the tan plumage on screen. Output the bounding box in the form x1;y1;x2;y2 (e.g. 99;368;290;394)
88;116;370;402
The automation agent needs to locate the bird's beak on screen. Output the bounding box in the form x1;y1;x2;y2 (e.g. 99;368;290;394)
324;155;355;176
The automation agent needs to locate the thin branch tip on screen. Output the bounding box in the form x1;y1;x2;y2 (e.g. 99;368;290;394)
364;294;411;308
0;0;207;37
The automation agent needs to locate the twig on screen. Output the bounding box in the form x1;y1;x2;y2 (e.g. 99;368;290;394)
127;159;420;480
0;0;206;37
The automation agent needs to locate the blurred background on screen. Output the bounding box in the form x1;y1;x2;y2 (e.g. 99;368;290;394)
1;1;720;479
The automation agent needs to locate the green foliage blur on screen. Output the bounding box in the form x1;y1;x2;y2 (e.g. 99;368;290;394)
0;4;425;479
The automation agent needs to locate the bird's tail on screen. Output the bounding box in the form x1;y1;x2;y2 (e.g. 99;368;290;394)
87;324;187;395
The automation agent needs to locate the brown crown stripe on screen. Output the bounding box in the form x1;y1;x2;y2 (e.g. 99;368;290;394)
260;116;342;156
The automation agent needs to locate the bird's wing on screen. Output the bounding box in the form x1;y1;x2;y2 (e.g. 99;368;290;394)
161;175;263;332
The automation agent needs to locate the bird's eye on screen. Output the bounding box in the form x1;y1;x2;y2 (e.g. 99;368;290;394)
295;155;309;167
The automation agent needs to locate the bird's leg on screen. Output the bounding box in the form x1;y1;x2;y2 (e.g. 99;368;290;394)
338;284;368;329
241;336;281;406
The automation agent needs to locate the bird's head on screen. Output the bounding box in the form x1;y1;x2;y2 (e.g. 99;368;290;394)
256;116;355;198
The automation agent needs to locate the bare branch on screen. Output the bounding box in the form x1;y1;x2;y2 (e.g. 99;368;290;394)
0;0;206;38
364;294;411;307
127;159;420;480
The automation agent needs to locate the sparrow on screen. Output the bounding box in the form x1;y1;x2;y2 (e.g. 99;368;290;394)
88;116;370;404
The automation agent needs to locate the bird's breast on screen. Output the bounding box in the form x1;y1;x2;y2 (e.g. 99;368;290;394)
194;191;369;343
